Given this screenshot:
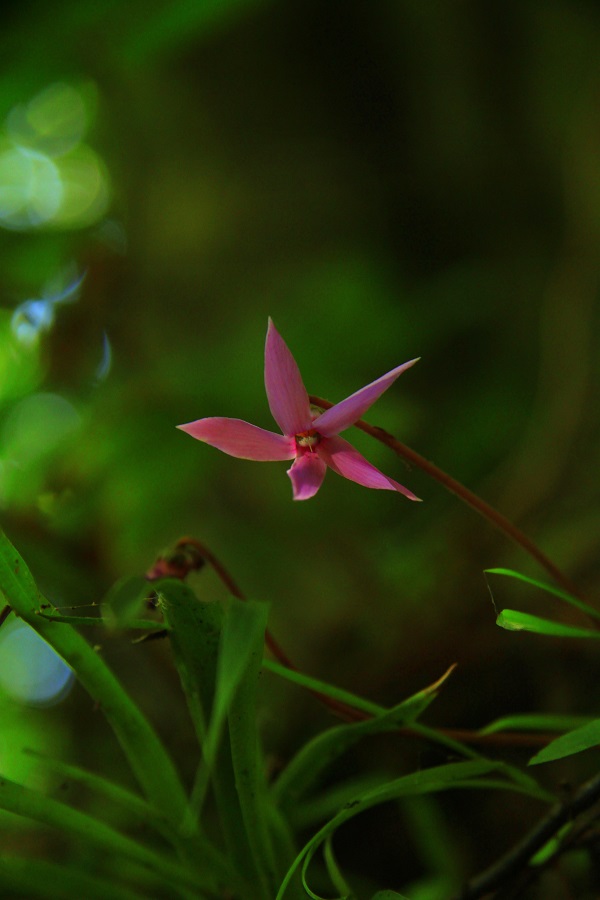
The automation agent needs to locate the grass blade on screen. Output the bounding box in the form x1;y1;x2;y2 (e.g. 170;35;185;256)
496;608;600;639
529;719;600;766
486;568;600;621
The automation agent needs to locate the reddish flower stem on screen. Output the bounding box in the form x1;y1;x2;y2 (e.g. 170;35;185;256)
170;539;571;746
170;537;363;721
310;395;586;603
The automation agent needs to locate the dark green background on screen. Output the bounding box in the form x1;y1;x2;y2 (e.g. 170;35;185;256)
1;0;599;891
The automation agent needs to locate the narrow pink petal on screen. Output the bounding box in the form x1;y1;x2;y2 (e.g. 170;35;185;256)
264;319;312;436
312;358;420;437
318;435;421;500
287;453;327;501
177;418;296;461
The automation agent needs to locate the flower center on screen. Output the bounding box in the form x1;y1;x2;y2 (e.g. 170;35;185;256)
295;430;320;451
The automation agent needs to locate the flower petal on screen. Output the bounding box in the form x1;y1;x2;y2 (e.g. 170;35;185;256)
264;318;312;436
313;358;420;436
318;435;421;500
287;453;327;500
177;418;296;460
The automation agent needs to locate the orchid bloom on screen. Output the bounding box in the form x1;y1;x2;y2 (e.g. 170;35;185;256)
178;319;421;502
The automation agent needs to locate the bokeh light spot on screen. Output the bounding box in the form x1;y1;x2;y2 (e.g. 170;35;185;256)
0;618;74;706
7;82;88;157
1;393;81;468
0;143;63;228
0;82;110;231
53;145;111;227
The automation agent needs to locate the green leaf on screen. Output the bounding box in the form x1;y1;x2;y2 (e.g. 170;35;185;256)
0;533;229;888
206;597;269;766
0;531;189;829
529;718;600;765
157;578;223;742
264;658;384;716
158;581;271;899
276;760;520;900
496;609;600;639
0;856;141;900
102;575;153;629
479;714;591;735
0;775;213;895
324;835;354;898
21;748;182;841
272;667;455;811
486;568;600;622
529;822;572;866
221;598;281;896
370;893;411;899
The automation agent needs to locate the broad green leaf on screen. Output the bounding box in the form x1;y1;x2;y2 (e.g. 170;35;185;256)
529;718;600;765
272;667;455;810
486;568;600;622
158;581;269;899
479;714;591;735
102;575;153;629
221;598;281;896
0;531;189;829
496;609;600;639
157;578;222;741
206;597;270;765
275;760;525;900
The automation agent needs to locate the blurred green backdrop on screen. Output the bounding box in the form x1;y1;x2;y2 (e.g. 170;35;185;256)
1;0;599;890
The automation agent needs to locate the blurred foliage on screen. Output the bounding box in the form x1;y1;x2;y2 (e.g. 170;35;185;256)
1;0;600;893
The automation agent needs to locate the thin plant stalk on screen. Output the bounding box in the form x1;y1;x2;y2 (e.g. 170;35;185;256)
310;394;585;603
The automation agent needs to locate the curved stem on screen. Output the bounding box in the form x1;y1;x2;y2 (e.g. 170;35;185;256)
310;395;586;602
456;768;600;898
172;537;363;722
168;539;573;747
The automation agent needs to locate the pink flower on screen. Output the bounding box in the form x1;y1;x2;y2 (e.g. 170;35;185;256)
178;319;421;502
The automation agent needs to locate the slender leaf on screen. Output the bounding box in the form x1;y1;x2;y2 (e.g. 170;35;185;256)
479;714;591;735
0;531;189;827
486;568;600;622
370;893;410;899
276;760;519;900
0;856;141;900
224;598;281;896
22;749;166;828
0;775;212;895
272;667;455;810
158;579;266;899
324;835;354;898
23;748;229;874
496;608;600;639
264;658;384;716
0;532;229;890
529;719;600;766
289;774;394;831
